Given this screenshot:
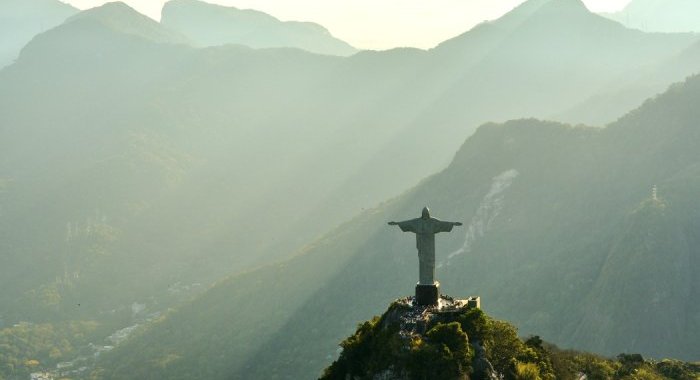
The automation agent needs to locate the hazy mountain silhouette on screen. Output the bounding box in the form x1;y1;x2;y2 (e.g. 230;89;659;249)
322;0;698;227
65;1;189;45
556;36;700;125
3;1;700;377
0;2;199;322
94;72;700;379
2;0;699;328
161;0;357;56
0;0;368;322
603;0;700;33
426;0;696;122
0;0;77;68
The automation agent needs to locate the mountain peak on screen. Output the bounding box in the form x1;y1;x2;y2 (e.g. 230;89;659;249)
488;0;550;30
0;0;79;67
320;295;700;379
161;0;356;56
527;0;593;19
1;0;77;14
65;1;188;45
603;0;700;33
68;1;139;21
321;297;497;380
433;0;621;63
163;0;259;19
455;0;591;36
501;0;629;40
545;0;588;9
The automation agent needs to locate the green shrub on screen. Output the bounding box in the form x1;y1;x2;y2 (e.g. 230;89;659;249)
516;361;542;380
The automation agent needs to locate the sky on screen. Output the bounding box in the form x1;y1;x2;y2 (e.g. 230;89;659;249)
61;0;634;50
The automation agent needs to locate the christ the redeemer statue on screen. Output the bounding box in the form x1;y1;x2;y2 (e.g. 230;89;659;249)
389;207;462;305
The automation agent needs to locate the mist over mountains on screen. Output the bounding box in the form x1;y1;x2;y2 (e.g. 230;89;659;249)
94;72;700;379
2;0;700;379
604;0;700;34
0;0;77;68
161;0;357;56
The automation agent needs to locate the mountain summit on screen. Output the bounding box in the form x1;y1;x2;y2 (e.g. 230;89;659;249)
0;0;78;67
161;0;357;56
321;297;497;380
65;1;189;45
603;0;700;33
15;1;190;65
321;297;700;380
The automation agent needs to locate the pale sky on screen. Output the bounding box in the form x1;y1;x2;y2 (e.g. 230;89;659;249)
61;0;634;50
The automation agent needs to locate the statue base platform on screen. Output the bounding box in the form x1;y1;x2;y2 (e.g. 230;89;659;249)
415;282;440;306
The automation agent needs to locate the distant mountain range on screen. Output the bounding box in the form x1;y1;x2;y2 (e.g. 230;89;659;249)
603;0;700;33
0;0;78;68
3;0;698;324
425;0;697;126
161;0;357;56
0;0;357;68
66;2;190;45
2;0;699;320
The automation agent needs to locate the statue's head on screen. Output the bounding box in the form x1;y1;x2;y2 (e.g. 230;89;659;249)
421;206;430;219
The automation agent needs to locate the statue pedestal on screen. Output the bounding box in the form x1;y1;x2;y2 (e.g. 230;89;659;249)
415;282;440;306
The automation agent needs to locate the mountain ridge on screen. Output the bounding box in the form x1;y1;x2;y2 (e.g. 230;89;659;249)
64;1;190;45
603;0;700;33
0;0;78;67
160;0;357;56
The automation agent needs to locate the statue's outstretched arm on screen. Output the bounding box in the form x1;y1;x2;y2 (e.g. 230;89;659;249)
388;219;418;232
432;219;463;233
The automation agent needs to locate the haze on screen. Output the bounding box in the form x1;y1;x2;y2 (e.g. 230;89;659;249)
62;0;633;49
5;0;700;378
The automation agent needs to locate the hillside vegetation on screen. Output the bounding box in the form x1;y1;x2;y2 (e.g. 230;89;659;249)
93;73;700;379
323;300;700;380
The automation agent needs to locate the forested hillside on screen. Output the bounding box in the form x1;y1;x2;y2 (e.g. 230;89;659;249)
94;73;700;379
